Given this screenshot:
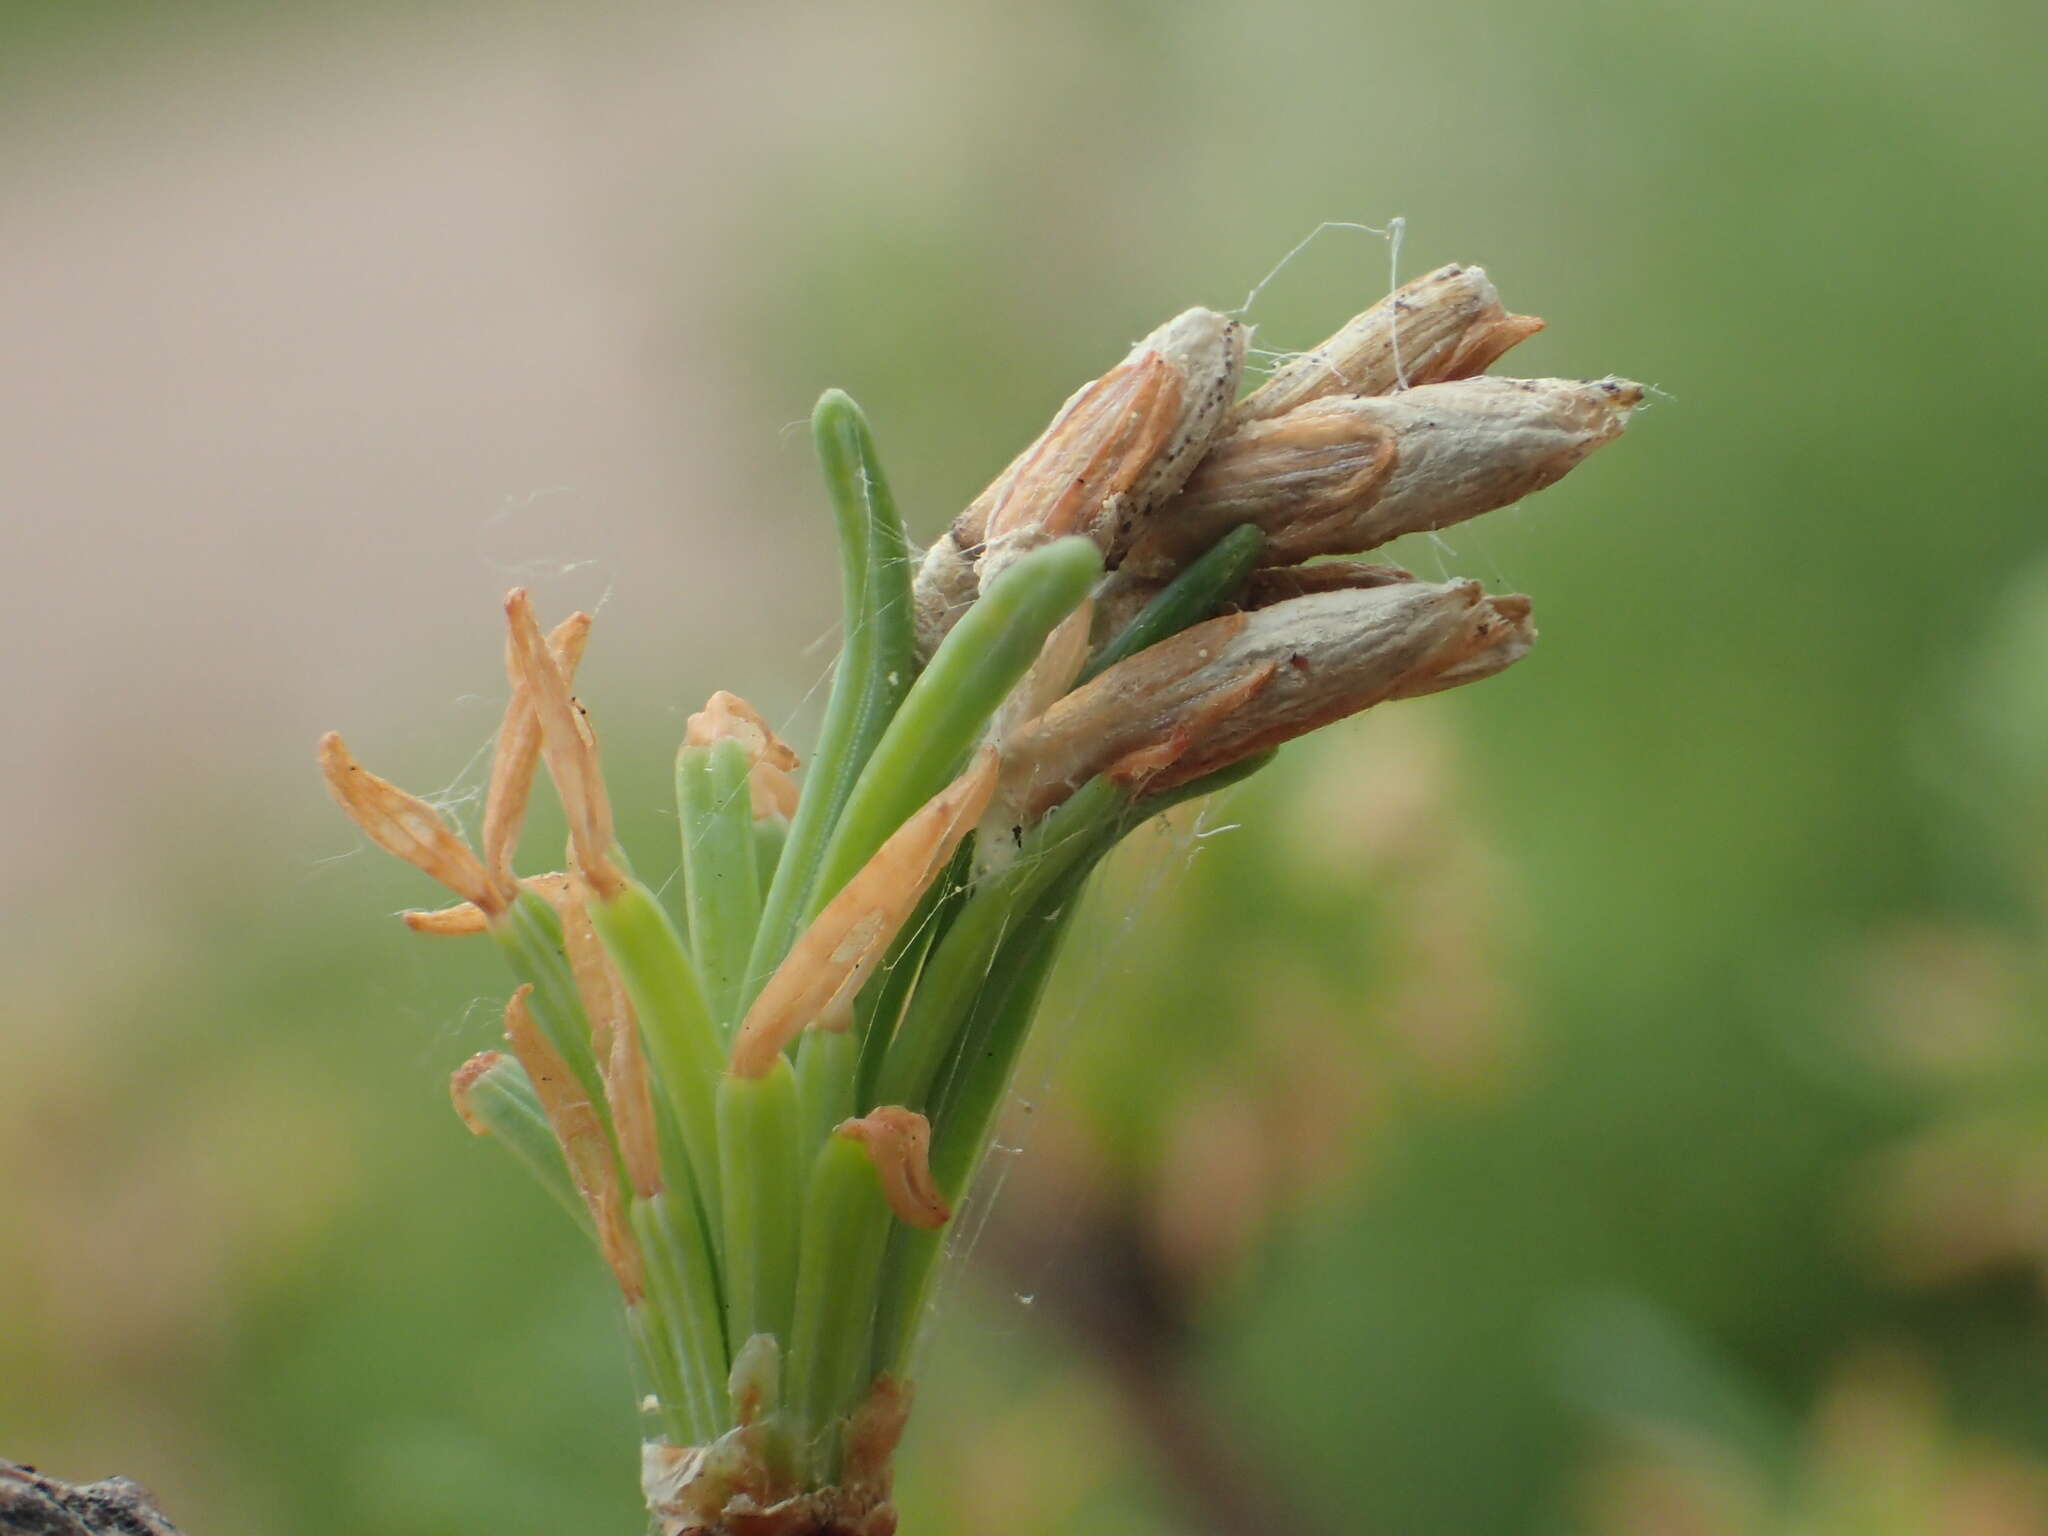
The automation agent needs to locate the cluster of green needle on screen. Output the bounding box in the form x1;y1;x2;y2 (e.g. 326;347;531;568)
454;391;1267;1480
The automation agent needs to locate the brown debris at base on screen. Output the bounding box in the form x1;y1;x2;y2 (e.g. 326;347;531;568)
641;1378;912;1536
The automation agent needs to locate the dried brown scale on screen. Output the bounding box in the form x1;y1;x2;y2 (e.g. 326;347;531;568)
1104;307;1248;557
1229;261;1543;426
912;306;1245;653
1385;591;1534;701
1124;374;1642;578
1144;585;1533;785
1106;658;1281;785
983;354;1177;552
966;308;1246;560
1130;398;1395;576
910;353;1174;651
908;534;979;657
995;580;1532;821
986;599;1095;751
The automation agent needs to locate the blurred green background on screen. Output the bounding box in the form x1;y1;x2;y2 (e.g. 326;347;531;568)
5;0;2047;1531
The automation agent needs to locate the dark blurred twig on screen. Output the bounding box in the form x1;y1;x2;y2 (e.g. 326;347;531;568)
1;1461;183;1535
973;1182;1339;1536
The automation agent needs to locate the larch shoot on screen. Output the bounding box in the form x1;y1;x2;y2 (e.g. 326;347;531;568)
321;262;1640;1535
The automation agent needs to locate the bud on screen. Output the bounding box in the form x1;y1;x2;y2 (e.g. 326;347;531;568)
1124;375;1641;579
995;580;1533;819
912;308;1246;651
1230;262;1543;426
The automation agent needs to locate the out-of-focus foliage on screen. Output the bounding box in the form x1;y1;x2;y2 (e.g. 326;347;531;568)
4;0;2046;1531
